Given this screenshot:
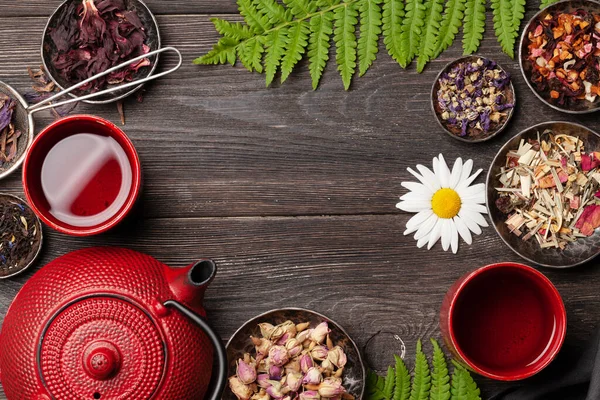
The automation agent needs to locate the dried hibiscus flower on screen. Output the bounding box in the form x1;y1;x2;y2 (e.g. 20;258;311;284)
47;0;151;93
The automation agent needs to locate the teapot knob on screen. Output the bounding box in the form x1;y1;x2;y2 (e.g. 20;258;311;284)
82;341;122;380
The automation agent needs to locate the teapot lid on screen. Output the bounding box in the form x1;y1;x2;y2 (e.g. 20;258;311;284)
38;294;166;399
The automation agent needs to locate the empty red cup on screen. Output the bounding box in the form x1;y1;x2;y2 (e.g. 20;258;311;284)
23;115;141;236
440;262;566;381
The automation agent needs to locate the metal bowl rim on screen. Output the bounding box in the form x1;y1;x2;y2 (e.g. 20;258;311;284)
0;193;43;279
518;0;600;115
485;120;600;268
225;307;366;398
40;0;161;105
431;55;516;143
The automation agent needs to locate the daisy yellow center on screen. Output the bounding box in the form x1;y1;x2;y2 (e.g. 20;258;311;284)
431;188;461;219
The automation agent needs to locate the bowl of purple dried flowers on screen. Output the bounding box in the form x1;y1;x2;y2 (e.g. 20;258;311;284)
42;0;160;104
225;308;365;400
432;56;516;143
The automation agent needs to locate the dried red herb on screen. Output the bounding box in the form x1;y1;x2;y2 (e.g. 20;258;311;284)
0;95;22;171
48;0;151;93
575;204;600;236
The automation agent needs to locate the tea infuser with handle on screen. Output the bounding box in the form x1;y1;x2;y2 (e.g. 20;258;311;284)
0;46;182;182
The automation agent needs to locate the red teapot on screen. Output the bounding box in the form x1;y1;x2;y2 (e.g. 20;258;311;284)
0;247;227;400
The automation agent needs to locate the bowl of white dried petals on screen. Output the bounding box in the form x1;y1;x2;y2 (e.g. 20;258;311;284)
487;121;600;268
224;308;365;400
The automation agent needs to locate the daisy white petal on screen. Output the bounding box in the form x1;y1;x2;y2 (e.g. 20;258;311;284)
456;168;483;191
449;158;463;189
396;201;430;213
407;167;437;193
434;154;451;188
453;216;472;245
401;181;433;197
460;192;486;204
405;209;434;231
416;165;441;190
460;208;489;228
414;213;439;240
460;159;473;182
460;202;488;214
441;219;452;251
450;221;459;254
457;183;486;199
400;192;431;202
458;209;482;235
427;219;443;249
416;236;429;248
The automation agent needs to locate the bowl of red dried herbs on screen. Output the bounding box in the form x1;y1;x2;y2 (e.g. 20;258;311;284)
520;0;600;113
432;56;516;143
0;193;43;279
42;0;160;104
487;121;600;268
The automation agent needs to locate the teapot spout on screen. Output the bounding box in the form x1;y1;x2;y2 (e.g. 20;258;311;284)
166;259;217;311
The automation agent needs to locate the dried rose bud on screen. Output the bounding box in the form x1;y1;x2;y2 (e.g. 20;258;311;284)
237;359;257;384
296;328;313;344
286;371;303;392
310;322;330;344
303;367;323;385
296;322;311;332
251;389;271;400
286;338;303;357
300;353;314;373
272;321;297;342
318;378;346;398
229;376;253;400
269;364;284;380
257;374;271;388
327;346;347;369
252;337;273;356
311;345;328;361
320;358;334;375
259;323;275;339
299;390;321;400
276;332;291;345
266;381;288;399
285;357;301;374
269;345;290;366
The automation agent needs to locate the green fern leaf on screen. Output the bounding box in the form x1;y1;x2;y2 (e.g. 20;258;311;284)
416;0;444;72
510;0;525;39
433;0;465;58
194;37;239;65
211;18;253;41
540;0;560;9
399;0;427;67
382;0;405;66
254;0;291;24
358;0;383;76
282;0;318;18
308;11;334;90
451;363;481;400
382;366;395;399
334;2;359;90
281;21;310;83
394;355;411;400
462;0;486;55
410;340;432;400
238;0;272;33
429;339;450;400
367;369;388;400
491;0;515;58
264;28;289;86
450;369;468;400
238;36;265;72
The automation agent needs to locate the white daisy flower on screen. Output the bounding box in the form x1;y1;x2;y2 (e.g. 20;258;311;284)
396;154;488;254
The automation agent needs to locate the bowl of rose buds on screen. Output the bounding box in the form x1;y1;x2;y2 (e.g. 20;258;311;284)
224;308;365;400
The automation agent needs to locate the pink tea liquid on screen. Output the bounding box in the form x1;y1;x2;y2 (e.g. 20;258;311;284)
452;268;558;375
41;133;132;227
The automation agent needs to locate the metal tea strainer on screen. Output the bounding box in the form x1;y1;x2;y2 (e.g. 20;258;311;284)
0;46;182;182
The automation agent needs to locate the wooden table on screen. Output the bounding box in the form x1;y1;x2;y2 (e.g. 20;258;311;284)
1;1;599;398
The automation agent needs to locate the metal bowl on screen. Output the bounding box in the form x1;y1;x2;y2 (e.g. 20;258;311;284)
41;0;161;104
225;308;366;399
486;121;600;268
431;55;516;143
519;0;600;114
0;193;43;279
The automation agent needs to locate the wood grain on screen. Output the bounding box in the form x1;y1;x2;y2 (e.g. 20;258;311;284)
0;1;599;399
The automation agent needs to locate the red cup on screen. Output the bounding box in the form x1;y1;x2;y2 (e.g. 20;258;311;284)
23;115;141;236
440;262;566;381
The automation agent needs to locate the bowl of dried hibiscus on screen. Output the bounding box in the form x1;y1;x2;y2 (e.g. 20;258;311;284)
487;121;600;268
520;0;600;113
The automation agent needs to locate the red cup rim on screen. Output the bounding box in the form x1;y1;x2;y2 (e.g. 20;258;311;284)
447;262;567;381
22;115;142;237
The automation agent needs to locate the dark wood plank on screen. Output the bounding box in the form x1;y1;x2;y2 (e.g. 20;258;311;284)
0;0;239;17
0;215;598;398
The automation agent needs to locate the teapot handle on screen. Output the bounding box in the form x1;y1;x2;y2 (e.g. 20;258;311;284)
164;300;227;400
